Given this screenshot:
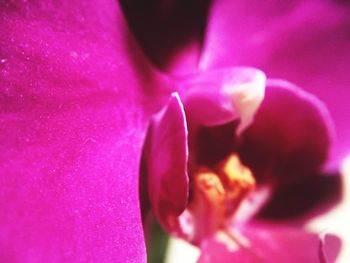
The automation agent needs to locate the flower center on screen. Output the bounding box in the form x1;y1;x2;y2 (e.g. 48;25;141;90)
188;153;255;242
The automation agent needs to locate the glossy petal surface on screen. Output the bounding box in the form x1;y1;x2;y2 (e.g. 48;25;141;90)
0;0;164;261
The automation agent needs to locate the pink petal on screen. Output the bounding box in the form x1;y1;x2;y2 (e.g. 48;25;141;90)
201;0;350;167
0;1;165;261
198;222;341;263
144;93;189;232
238;81;333;186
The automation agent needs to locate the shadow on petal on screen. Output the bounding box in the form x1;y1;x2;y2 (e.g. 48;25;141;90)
257;173;343;221
238;81;333;185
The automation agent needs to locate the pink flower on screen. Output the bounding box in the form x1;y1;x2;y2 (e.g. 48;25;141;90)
1;0;348;262
142;67;341;262
127;0;349;261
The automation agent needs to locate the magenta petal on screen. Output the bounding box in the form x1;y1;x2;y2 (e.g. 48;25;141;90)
0;0;165;261
198;223;341;263
238;81;332;185
202;0;350;166
145;93;189;231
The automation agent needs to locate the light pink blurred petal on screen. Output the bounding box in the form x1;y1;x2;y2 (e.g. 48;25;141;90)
0;0;166;261
145;93;189;232
198;222;341;263
201;0;350;167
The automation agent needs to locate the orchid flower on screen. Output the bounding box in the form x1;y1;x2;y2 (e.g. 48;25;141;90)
142;68;341;262
122;0;349;262
0;0;348;262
